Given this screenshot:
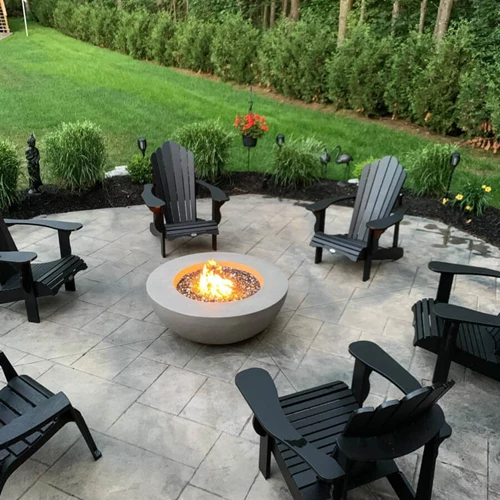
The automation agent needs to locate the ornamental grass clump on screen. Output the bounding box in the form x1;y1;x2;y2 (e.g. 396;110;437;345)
273;137;323;189
0;139;21;211
44;121;107;191
173;120;233;183
407;143;457;197
447;182;492;217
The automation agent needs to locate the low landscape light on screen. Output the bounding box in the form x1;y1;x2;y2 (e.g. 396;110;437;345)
137;137;147;157
276;134;285;147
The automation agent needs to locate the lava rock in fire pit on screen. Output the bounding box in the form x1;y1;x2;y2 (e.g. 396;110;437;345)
176;260;261;302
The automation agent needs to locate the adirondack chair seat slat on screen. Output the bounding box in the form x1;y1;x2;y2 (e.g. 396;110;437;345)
236;341;454;500
143;141;229;257
311;233;366;261
0;217;87;323
0;353;101;493
164;219;219;239
412;261;500;383
307;156;407;281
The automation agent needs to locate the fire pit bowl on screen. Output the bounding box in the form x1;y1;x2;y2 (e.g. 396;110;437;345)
146;252;288;345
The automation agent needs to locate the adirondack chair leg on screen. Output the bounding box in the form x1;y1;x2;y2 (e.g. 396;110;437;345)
331;477;348;500
415;428;449;500
387;471;415;500
21;263;40;323
259;434;272;479
212;235;217;251
71;408;102;460
432;321;459;384
65;277;76;292
315;247;323;264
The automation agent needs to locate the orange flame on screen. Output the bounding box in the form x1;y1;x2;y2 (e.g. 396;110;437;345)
197;260;233;300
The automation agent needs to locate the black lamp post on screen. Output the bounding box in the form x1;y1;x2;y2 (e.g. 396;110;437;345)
276;134;285;147
445;152;461;199
137;137;147;158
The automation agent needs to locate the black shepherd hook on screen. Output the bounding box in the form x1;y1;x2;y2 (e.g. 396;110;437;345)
248;85;253;113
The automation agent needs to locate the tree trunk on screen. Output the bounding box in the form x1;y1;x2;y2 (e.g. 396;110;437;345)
282;0;289;17
290;0;300;20
391;1;400;35
434;0;454;41
337;0;353;47
270;0;276;27
419;0;428;33
263;4;269;28
359;0;366;23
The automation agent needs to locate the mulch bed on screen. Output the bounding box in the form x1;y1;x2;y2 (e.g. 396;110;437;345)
5;173;500;248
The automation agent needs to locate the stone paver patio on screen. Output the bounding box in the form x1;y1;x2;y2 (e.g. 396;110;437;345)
2;194;500;500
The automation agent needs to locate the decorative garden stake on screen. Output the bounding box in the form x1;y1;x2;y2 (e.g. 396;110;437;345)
138;137;147;158
445;152;461;199
320;148;331;178
329;145;353;187
25;134;42;195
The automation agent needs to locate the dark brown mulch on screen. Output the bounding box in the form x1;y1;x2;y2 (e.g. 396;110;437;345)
5;173;500;248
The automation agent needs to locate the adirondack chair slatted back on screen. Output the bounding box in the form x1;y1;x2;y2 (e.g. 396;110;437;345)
343;380;453;438
0;217;19;285
151;141;197;224
348;156;406;242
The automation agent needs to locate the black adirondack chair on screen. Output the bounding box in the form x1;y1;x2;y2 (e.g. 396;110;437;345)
0;350;101;494
413;261;500;383
306;156;406;281
236;341;454;500
0;216;87;323
142;141;230;257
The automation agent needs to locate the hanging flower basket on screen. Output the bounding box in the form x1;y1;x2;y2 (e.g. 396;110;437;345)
242;135;258;148
234;113;269;148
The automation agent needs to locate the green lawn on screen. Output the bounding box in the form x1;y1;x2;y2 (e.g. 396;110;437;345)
1;19;499;203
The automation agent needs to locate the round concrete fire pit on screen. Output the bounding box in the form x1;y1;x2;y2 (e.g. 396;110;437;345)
146;252;288;345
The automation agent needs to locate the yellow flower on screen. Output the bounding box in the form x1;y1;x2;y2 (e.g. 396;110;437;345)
482;185;487;189
465;205;472;211
442;198;449;205
485;186;492;193
455;194;463;201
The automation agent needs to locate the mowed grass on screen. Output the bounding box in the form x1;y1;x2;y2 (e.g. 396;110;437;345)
1;19;499;204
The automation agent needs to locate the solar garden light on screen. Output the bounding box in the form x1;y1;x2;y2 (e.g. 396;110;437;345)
445;152;461;199
137;137;147;158
276;134;285;147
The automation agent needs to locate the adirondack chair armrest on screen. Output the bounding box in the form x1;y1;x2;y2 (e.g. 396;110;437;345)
4;219;82;232
349;341;421;402
0;251;37;264
429;261;500;303
366;207;406;231
0;392;72;449
306;195;356;213
434;303;500;329
429;261;500;280
142;184;165;208
236;368;345;482
196;180;229;203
